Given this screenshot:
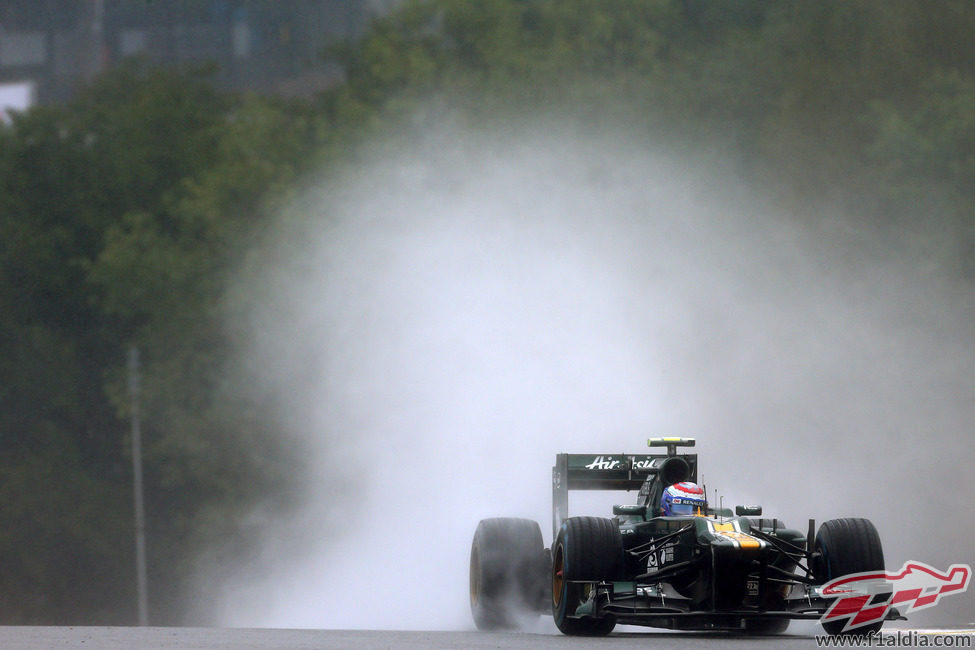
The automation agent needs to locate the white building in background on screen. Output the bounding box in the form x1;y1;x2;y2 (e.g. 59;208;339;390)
0;79;34;124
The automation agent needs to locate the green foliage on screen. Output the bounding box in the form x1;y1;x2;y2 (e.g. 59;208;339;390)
0;58;320;623
869;71;975;195
0;424;131;623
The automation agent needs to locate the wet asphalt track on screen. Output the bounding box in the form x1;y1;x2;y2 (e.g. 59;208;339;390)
0;627;972;649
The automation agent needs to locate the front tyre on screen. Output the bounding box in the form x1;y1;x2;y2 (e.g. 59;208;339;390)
470;518;546;630
552;516;622;636
814;517;885;636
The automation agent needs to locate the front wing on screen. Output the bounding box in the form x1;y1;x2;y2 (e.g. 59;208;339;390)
568;581;906;630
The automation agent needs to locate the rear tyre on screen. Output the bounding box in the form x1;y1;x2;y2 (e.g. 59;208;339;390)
814;517;885;636
470;518;546;630
552;516;622;636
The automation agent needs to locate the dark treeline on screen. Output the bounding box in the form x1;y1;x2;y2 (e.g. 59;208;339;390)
0;0;972;624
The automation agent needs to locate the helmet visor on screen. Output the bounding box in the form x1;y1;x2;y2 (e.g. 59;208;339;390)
670;501;705;516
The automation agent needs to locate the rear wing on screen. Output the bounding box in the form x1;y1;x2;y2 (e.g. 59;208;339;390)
551;447;697;541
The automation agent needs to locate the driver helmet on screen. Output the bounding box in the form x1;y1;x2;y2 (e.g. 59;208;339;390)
661;482;707;516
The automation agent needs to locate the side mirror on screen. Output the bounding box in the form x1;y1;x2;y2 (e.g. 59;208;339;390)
613;504;647;517
735;505;763;516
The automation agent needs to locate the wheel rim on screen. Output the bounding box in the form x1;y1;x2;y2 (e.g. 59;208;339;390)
815;541;830;582
552;544;564;608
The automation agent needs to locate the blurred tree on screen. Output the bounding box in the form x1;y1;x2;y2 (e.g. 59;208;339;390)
87;90;323;623
0;104;137;622
0;60;315;623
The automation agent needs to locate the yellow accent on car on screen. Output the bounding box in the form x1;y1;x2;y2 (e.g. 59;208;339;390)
718;531;762;549
709;521;763;548
647;437;696;447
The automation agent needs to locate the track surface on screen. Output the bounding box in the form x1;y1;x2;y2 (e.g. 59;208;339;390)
0;627;972;649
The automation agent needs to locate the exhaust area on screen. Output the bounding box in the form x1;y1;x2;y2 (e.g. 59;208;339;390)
216;118;975;629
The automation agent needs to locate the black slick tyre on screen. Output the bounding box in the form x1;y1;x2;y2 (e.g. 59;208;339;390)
814;517;885;636
551;516;622;636
470;518;546;630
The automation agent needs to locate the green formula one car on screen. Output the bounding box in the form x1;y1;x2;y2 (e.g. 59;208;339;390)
470;438;904;636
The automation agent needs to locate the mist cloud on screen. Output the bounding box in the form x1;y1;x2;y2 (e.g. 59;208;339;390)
216;117;975;629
